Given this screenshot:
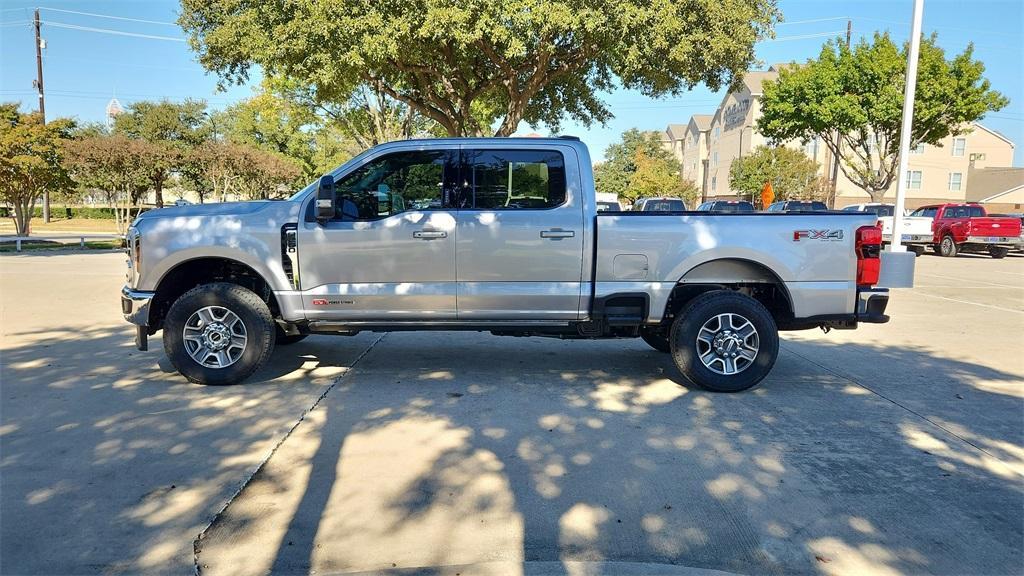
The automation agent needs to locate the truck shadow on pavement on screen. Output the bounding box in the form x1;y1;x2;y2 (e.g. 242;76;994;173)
192;332;1023;576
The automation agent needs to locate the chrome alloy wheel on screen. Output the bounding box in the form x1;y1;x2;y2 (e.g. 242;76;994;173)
695;313;759;375
182;306;247;369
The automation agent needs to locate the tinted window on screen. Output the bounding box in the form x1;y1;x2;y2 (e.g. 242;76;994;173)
642;199;686;211
697;202;710;211
716;202;754;213
865;205;895;217
333;150;449;221
842;205;862;212
910;207;938;218
596;201;619;212
466;150;566;210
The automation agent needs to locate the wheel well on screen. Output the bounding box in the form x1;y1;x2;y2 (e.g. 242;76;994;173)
148;258;280;333
662;259;794;326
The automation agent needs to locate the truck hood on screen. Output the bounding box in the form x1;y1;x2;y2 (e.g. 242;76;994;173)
135;201;272;221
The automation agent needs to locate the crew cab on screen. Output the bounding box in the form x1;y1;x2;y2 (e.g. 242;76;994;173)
904;203;1022;258
842;203;933;253
121;138;897;392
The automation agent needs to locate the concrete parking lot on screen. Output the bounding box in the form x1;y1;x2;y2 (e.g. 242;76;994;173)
1;251;1021;575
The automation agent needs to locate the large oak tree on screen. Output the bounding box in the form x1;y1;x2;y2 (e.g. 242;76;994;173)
179;0;779;136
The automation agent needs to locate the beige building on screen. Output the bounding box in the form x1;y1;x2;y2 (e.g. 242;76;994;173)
663;65;1017;209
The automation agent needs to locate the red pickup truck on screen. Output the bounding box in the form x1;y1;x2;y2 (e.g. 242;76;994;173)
906;203;1022;258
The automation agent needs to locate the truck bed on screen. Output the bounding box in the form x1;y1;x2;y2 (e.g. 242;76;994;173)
594;211;876;320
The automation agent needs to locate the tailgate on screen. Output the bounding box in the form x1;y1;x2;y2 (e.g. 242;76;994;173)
969;217;1022;237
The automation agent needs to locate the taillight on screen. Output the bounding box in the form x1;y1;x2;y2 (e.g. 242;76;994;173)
856;225;881;287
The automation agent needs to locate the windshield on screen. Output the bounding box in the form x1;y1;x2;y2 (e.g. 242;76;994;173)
596;201;620;212
786;201;827;211
713;202;754;213
865;205;895;217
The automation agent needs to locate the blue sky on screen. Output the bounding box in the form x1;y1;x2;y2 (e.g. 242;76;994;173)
1;0;1022;165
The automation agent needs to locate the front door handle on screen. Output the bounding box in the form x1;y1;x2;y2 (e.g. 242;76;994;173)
413;230;447;239
540;229;575;239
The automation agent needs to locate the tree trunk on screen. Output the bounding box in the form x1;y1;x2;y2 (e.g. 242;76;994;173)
13;197;34;236
154;178;164;208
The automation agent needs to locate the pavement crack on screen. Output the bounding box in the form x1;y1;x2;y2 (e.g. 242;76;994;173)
191;333;387;576
781;342;1015;471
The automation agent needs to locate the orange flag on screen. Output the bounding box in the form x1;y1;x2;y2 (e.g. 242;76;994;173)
760;181;775;209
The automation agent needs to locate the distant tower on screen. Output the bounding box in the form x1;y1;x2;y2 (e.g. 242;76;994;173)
105;96;124;129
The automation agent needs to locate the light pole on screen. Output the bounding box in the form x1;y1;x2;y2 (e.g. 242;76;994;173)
890;0;924;252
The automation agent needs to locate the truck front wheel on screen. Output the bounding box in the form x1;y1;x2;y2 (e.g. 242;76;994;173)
669;291;779;392
163;282;276;385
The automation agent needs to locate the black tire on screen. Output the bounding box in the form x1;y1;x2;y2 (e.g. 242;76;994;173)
639;326;671;353
989;246;1009;259
939;235;958;257
669;291;779;392
909;245;924;257
931;243;941;255
275;325;309;346
163;282;276;385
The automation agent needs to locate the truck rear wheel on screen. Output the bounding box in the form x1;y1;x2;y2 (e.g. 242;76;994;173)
988;246;1008;259
163;282;276;385
639;326;671;353
939;235;958;257
669;291;779;392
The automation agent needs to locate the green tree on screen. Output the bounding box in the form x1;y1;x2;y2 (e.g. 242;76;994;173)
0;104;74;236
729;145;821;207
113;99;209;207
180;0;779;136
64;135;151;234
628;149;700;205
757;33;1008;202
594;129;684;201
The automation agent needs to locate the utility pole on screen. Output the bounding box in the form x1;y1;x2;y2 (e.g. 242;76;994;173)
34;8;50;223
890;0;925;253
827;19;852;209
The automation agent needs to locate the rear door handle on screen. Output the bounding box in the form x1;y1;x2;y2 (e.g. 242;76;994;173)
540;229;575;239
413;230;447;239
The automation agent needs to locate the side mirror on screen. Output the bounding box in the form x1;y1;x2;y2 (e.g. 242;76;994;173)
315;175;335;222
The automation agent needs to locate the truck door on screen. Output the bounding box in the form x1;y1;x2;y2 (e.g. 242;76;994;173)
455;145;585;320
296;147;459;320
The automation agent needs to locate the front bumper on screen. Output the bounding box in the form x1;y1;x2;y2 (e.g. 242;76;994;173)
121;285;155;351
856;287;889;324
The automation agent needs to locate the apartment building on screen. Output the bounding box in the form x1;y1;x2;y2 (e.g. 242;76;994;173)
663;65;1016;209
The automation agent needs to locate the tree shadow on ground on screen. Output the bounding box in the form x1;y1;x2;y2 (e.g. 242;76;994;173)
0;324;380;574
196;332;1023;576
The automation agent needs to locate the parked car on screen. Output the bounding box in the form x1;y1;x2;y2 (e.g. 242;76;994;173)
842;203;933;253
696;200;755;213
121;137;896;392
904;203;1022;258
596;201;621;212
632;197;688;212
988;212;1024;253
765;200;828;212
172;199;192;207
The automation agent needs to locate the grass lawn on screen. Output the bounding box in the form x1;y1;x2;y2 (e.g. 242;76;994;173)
0;218;122;235
0;239;124;253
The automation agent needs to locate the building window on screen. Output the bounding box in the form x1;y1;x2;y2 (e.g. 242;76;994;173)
711;176;717;192
952;138;966;157
713;127;721;140
712;151;719;168
948;172;962;191
910;143;925;154
905;170;922;190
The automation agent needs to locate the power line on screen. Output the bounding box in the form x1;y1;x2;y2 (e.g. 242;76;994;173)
853;16;1021;39
42;55;200;73
38;6;178;27
777;16;850;27
766;31;846;42
42;20;186;42
0;20;32;27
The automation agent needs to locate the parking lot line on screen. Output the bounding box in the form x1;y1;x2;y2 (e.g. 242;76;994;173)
912;290;1024;314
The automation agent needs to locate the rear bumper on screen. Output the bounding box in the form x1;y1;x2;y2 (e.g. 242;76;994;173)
964;236;1017;246
856;287;889;324
896;234;933;244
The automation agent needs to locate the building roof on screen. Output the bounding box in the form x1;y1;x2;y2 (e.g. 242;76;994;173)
666;124;688;140
972;123;1016;148
966;167;1024;203
741;70;779;96
689;114;713;132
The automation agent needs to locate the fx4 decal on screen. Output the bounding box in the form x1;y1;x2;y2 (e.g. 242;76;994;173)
793;229;844;242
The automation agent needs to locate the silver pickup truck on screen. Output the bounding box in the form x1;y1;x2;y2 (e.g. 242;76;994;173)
122;137;892;392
